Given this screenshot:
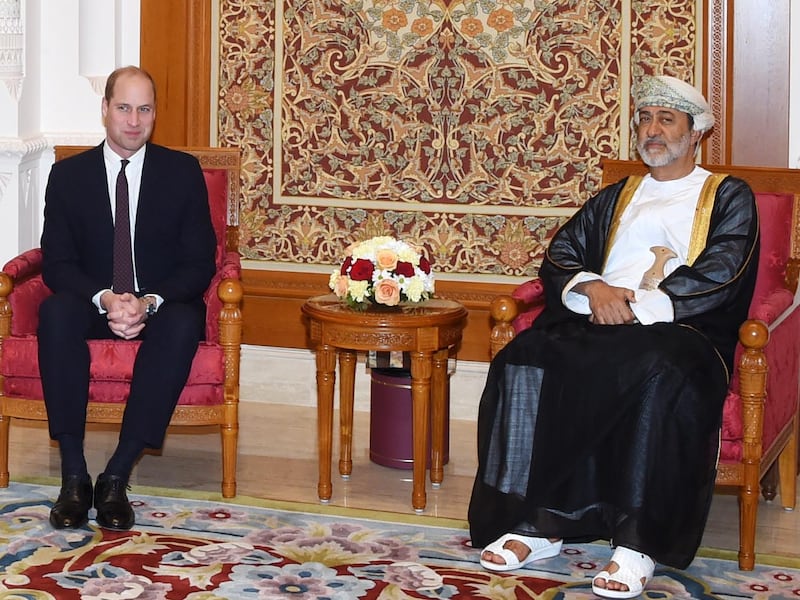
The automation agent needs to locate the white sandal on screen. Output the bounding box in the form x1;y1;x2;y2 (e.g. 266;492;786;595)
591;546;655;599
479;533;563;572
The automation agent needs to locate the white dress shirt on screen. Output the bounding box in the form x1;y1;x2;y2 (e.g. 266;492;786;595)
92;143;162;312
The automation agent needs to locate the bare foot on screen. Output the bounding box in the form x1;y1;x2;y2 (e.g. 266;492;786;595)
592;547;654;596
593;560;638;593
481;537;562;567
481;539;530;566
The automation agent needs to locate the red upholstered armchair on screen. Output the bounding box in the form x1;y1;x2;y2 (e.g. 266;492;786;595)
0;146;243;498
489;160;800;571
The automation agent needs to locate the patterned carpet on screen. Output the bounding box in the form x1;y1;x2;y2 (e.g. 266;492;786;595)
1;480;798;599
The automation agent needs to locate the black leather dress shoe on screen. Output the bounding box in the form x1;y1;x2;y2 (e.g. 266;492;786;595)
50;474;93;529
94;473;135;531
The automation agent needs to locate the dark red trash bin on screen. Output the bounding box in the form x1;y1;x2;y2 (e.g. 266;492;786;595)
369;368;450;469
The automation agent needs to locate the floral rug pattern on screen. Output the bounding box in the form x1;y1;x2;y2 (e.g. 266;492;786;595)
0;482;798;599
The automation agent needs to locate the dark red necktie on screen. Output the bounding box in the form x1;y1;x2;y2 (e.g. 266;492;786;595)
113;159;134;293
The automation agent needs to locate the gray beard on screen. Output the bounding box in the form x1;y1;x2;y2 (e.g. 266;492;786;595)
637;133;692;167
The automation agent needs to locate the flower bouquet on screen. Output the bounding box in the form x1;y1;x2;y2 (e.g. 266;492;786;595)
329;236;435;310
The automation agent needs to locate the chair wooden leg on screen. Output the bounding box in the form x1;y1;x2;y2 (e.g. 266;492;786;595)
0;414;9;487
778;416;798;510
220;409;238;498
760;463;778;501
738;476;758;570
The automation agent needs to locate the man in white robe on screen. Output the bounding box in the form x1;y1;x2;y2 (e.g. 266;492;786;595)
469;75;759;598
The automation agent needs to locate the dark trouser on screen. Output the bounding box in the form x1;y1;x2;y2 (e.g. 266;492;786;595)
37;292;205;449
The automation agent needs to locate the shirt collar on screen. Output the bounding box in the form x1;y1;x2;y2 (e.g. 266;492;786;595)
103;142;147;169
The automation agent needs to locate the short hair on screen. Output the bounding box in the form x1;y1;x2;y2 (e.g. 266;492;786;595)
104;66;157;104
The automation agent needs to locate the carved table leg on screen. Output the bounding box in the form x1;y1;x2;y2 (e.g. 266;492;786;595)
410;350;432;512
316;344;336;502
430;348;448;487
338;350;357;478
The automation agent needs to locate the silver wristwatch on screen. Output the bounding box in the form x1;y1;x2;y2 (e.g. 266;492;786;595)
142;296;157;317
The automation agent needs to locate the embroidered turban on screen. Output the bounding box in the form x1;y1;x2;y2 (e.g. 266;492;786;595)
633;75;714;132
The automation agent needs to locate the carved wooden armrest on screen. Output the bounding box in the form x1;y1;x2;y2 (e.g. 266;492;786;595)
737;319;769;467
217;277;244;409
489;295;520;358
0;272;12;340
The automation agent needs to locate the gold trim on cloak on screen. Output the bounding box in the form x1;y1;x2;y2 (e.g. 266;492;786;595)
603;172;728;269
688;173;728;265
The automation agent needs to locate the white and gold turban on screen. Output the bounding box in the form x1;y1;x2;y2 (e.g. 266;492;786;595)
632;75;714;132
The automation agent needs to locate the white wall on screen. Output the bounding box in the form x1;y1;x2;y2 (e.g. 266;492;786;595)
0;0;139;265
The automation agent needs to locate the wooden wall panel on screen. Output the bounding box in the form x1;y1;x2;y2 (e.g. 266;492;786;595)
140;0;212;146
730;0;790;167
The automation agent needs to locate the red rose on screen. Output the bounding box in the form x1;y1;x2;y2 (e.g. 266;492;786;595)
419;256;431;274
395;261;415;277
340;256;353;275
349;258;374;281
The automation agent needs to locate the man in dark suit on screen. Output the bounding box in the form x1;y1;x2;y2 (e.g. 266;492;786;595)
39;66;216;531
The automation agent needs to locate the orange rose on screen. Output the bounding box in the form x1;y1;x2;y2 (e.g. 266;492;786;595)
375;249;399;270
334;275;350;298
374;278;401;306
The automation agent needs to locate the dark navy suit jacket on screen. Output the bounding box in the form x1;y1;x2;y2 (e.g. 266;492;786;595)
40;142;217;308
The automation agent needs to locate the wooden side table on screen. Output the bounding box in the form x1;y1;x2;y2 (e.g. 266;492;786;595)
302;294;467;512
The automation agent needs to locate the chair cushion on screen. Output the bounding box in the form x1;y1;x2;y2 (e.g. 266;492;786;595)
2;249;50;337
511;278;546;333
202;167;229;271
749;192;793;313
719;390;743;461
0;337;225;406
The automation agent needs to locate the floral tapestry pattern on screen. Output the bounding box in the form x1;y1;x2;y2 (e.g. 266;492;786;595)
218;0;697;278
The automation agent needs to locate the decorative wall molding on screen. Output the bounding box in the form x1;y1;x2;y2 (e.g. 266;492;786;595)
0;170;10;204
705;0;729;164
0;134;49;265
0;0;24;101
0;135;49;159
45;133;105;148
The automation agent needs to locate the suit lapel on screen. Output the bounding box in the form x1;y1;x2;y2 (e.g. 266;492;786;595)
85;144;115;236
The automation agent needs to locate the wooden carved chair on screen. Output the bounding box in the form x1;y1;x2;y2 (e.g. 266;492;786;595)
489;160;800;570
0;146;243;498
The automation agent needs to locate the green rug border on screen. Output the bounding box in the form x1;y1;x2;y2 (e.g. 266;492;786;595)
12;475;800;570
12;475;469;531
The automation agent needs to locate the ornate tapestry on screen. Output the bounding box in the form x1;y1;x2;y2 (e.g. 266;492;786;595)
218;0;698;279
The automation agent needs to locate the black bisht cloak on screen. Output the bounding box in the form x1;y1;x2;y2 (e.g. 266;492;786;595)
468;175;759;568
